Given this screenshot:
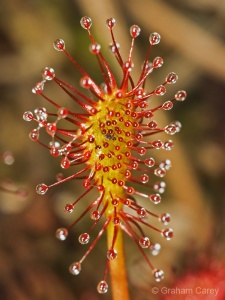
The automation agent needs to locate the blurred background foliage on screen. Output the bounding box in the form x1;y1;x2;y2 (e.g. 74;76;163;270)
0;0;225;299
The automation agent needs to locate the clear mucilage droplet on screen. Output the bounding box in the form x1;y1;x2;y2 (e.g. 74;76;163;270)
162;101;173;110
113;216;121;226
149;193;161;204
69;262;81;275
123;60;134;72
53;39;65;51
130;25;141;38
50;146;60;157
80;76;92;89
149;32;161;45
106;18;116;29
166;72;178;84
154;181;166;193
144;158;155;168
78;233;90;244
91;210;100;220
143;61;153;74
161;228;173;240
172;120;182;132
164;124;177;135
164;140;174;151
159;213;171;225
137;207;147;218
29;128;39;141
155;85;166;96
153;269;164;282
46;122;57;136
109;42;120;54
61;157;71;169
32;81;45;94
64;203;74;213
159;159;172;171
175;90;187;101
154;168;166;178
97;280;108;294
55;227;68;241
89;43;101;54
36;183;48;194
140;174;149;184
107;249;117;260
153;56;163;68
139;236;151;248
57;107;68;119
152;140;163;149
135;87;146;98
41;67;55;80
34;107;47;121
150;243;161;256
80;16;92;30
148;120;157;129
23;111;33;121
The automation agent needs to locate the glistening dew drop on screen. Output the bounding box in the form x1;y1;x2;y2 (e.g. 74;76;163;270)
23;16;187;294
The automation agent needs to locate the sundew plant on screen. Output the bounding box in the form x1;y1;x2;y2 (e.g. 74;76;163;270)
23;16;186;299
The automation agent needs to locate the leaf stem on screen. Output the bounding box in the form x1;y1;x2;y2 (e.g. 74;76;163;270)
106;222;130;300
